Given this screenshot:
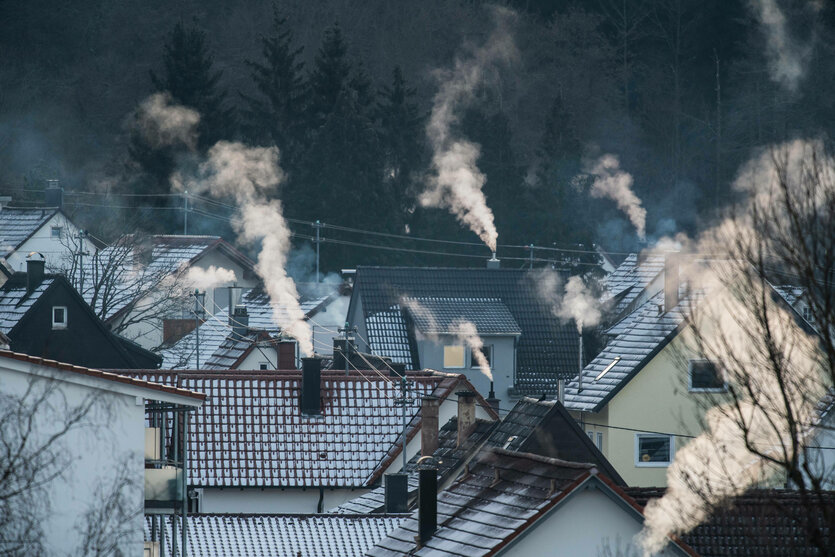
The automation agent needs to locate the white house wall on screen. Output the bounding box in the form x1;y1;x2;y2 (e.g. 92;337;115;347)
0;363;145;555
10;212;96;272
199;486;372;514
236;346;278;370
500;483;682;557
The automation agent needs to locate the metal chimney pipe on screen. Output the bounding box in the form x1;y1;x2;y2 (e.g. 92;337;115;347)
577;332;584;393
418;467;438;544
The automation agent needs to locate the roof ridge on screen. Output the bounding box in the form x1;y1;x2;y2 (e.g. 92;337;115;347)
490;447;597;469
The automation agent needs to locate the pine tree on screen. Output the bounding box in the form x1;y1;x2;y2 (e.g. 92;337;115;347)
240;6;305;160
150;21;235;147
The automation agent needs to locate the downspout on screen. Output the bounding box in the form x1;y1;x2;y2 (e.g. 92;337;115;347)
317;486;324;513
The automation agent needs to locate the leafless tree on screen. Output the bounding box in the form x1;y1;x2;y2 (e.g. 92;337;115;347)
655;138;835;555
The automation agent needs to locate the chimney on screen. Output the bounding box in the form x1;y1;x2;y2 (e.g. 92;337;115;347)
231;307;249;340
485;382;500;414
44;180;63;209
558;378;565;404
300;357;322;415
333;337;351;369
487;252;500;269
390;361;406;378
664;253;679;312
227;285;242;320
26;252;45;294
577;332;584;393
456;390;476;448
421;396;440;457
418;466;438;544
384;472;408;513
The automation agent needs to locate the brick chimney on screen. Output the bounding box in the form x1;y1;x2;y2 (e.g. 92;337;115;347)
456;390;476;448
421;396;440;457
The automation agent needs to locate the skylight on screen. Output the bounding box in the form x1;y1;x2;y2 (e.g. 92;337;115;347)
595;357;621;381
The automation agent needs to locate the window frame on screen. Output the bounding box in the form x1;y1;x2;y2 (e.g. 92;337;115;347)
470;344;493;369
634;433;674;467
52;306;68;329
443;344;466;369
50;226;63;239
688;359;727;393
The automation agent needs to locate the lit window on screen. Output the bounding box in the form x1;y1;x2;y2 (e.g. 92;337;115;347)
689;360;726;392
443;345;465;368
471;345;492;368
51;226;62;238
636;434;673;466
52;306;67;329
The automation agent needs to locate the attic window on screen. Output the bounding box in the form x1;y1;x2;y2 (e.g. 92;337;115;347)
51;226;63;239
52;306;67;329
689;360;726;392
443;345;465;369
802;306;812;322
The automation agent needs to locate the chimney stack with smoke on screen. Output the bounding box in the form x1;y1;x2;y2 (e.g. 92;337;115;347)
664;253;679;312
227;285;242;322
487;252;500;269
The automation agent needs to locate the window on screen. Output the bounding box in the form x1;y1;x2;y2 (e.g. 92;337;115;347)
802;305;812;322
689;360;726;392
587;431;594;441
259;362;269;370
52;306;67;329
50;226;63;238
443;345;465;368
596;432;603;451
471;345;492;368
635;434;673;466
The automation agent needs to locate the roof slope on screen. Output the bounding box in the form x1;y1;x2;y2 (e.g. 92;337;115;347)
145;514;406;557
564;289;695;413
0;276;52;333
367;449;597;556
118;368;497;488
352;267;579;395
0;207;58;256
626;488;835;556
404;298;521;336
603;253;665;316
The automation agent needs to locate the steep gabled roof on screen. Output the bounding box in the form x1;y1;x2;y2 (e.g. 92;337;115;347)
404;297;521;336
115;368;498;488
602;253;666;316
145;513;407;557
0;207;59;257
351;267;579;396
0;276;53;333
625;488;835;556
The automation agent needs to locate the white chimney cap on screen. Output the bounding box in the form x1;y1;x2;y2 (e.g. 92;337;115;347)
26;252;45;262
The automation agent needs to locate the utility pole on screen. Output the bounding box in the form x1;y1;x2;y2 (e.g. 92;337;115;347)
312;220;323;282
394;375;413;471
184;191;189;235
193;289;205;369
74;230;90;294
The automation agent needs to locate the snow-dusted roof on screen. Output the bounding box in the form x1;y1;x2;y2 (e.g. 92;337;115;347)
145;514;406;557
602;253;666;316
0;277;52;333
403;297;521;336
120;369;496;488
773;285;806;307
0;207;59;256
564;289;696;413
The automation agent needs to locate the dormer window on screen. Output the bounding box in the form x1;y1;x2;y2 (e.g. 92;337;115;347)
52;306;67;329
51;226;63;239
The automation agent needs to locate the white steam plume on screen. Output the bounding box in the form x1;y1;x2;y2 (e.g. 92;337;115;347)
450;319;492;382
637;139;831;554
533;269;602;333
421;7;518;252
173;141;313;355
747;0;811;93
586;154;646;239
183;265;236;291
134;92;200;150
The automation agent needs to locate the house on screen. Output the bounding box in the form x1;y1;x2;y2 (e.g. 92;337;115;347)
0;253;161;368
145;513;407;557
115;360;499;514
0;350;203;556
78;235;259;350
0;188;98;272
334;395;623;515
563;256;821;487
602;252;666;325
346;266;581;409
626;487;835;555
366;448;694;556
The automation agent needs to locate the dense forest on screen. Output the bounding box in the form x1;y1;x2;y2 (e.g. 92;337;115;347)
1;0;833;271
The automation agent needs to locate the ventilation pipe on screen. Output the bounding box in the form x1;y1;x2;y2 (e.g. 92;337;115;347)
384;473;408;513
487;252;500;269
227;285;242;319
421;396;440;456
300;357;322;415
577;332;584;393
485;382;500;414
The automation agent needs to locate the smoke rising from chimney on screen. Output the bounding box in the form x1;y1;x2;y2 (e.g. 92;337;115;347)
133;92;200;150
421;7;518;252
184;265;236;291
587;154;646;239
450;319;492;382
747;0;812;93
533;269;601;333
172;140;313;355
